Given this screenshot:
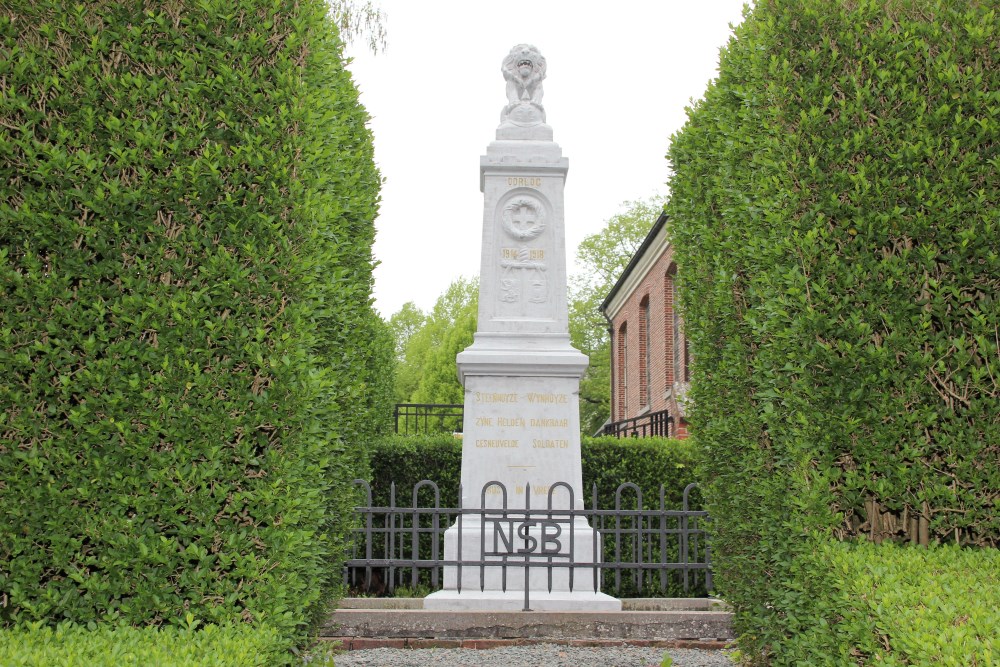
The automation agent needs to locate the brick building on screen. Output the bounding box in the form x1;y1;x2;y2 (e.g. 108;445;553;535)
600;212;690;439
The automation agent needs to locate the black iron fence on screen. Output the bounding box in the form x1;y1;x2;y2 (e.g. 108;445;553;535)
601;409;674;438
344;479;711;606
393;403;464;435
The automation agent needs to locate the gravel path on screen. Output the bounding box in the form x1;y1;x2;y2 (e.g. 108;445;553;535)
332;645;734;667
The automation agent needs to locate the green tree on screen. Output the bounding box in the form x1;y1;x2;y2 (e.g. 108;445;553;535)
388;301;426;364
394;278;478;406
570;197;667;434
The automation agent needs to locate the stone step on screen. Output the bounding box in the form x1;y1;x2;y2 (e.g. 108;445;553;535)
323;598;733;643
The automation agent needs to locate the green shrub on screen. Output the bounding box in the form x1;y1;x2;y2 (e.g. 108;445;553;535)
0;0;383;640
367;435;465;508
666;0;998;662
582;436;700;512
366;435;698;508
0;621;301;667
782;541;1000;665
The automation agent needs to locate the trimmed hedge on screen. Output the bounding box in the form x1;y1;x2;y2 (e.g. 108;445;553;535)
666;0;998;662
773;541;1000;665
367;435;699;510
0;0;383;641
362;435;704;596
0;621;304;667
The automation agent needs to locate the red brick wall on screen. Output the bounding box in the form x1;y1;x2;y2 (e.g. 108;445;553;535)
609;243;689;438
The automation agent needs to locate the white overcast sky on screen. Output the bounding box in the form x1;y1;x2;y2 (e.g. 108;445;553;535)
344;1;749;317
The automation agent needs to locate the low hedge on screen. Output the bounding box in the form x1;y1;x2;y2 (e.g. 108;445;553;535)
770;541;1000;666
0;621;308;667
366;435;699;509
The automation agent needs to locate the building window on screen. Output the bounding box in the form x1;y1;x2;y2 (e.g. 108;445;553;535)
665;268;675;387
617;322;628;417
639;296;650;407
672;274;689;384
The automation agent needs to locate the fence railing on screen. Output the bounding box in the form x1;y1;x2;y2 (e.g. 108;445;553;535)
601;409;674;438
344;479;711;605
393;403;464;435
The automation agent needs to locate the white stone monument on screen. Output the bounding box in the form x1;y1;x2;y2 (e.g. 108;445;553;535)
424;45;620;612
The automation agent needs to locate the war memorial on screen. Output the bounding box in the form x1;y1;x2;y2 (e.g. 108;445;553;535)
424;45;620;612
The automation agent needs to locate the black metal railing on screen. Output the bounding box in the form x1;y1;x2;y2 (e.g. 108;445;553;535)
393;403;464;435
344;479;711;607
601;409;674;438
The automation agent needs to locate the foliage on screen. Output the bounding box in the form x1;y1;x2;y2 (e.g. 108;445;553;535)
0;621;304;667
570;197;667;434
833;542;1000;666
359;434;704;597
392;278;478;406
366;435;698;509
0;0;383;641
387;301;425;363
666;0;999;662
580;436;698;512
780;541;1000;665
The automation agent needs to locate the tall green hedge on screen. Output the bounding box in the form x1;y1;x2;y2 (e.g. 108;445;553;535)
667;0;998;662
0;0;384;641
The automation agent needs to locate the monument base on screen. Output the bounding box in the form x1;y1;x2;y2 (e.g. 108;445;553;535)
423;517;621;612
424;588;621;612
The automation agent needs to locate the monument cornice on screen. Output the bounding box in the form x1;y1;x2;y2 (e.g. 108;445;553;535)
480;159;569;191
457;349;588;383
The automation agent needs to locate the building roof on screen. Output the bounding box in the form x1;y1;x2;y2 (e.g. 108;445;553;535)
599;211;670;319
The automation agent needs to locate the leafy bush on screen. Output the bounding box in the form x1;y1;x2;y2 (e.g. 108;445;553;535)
366;435;698;509
367;435;465;508
0;0;383;640
0;621;302;667
778;541;1000;665
666;0;998;662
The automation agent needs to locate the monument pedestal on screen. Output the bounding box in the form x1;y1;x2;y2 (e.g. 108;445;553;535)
424;515;619;611
425;45;619;612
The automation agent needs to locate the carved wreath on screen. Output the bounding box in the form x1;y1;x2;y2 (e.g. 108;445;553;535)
500;196;546;241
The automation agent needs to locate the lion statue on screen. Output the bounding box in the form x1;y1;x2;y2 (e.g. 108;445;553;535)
502;44;546;116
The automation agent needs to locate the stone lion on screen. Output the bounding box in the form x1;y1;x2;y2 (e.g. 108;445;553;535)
502;44;546;110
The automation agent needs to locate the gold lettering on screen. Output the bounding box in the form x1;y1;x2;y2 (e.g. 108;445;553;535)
475;439;519;448
475;392;519;404
532;439;569;449
506;177;542;187
476;417;493;427
529;418;569;428
525;393;568;404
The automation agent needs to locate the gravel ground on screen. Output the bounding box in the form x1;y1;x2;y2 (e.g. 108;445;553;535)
331;645;734;667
